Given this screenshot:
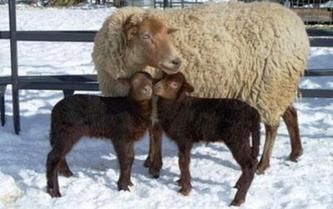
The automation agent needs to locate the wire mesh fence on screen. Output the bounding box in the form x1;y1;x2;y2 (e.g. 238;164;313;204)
228;0;333;24
0;0;332;24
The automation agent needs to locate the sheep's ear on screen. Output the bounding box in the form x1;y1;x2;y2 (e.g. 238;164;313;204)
160;71;168;78
167;28;178;34
125;25;138;41
124;15;139;41
184;82;194;93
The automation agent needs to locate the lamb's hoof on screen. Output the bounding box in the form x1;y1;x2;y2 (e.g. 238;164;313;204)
289;149;303;162
118;182;130;191
229;198;245;206
233;182;240;189
47;187;61;198
178;185;192;196
118;186;130;191
149;167;160;179
59;169;73;178
176;179;181;186
143;157;152;168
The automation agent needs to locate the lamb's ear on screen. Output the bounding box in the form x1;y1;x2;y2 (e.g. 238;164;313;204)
167;28;178;34
118;77;130;87
183;82;194;94
153;78;161;84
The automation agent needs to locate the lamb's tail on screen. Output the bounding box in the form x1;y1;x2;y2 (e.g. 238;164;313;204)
49;127;56;147
251;113;261;160
49;118;58;147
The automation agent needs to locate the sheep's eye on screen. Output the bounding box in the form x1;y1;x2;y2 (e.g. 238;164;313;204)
170;81;178;89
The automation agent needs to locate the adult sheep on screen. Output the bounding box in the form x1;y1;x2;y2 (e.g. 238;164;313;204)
92;1;309;174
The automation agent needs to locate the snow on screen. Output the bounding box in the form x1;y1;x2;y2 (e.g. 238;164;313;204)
0;4;333;209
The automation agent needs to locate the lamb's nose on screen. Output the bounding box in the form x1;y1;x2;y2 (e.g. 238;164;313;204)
154;83;161;91
144;86;152;95
171;58;181;67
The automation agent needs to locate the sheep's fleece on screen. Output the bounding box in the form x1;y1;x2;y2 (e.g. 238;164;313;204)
92;1;309;125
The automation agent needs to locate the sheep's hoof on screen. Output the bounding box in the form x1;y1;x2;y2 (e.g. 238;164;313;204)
256;169;265;175
59;169;73;178
289;149;303;162
47;187;61;198
256;162;269;175
229;198;245;206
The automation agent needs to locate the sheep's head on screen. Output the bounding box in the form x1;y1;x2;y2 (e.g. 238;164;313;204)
126;71;153;101
154;72;194;100
123;14;182;74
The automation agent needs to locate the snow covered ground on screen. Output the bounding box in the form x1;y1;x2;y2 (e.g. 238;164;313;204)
0;4;333;209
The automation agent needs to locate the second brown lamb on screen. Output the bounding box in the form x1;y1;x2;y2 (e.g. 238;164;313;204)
154;72;261;206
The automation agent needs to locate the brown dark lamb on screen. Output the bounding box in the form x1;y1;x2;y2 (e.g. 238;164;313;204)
46;71;153;198
154;72;261;206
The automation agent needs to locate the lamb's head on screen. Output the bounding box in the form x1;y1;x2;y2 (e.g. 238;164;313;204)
123;14;182;74
154;72;194;100
127;71;153;101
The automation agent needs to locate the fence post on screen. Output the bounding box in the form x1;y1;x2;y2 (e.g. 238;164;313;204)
163;0;168;8
8;0;20;134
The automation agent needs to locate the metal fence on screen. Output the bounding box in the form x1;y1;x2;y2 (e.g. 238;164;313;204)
0;0;333;134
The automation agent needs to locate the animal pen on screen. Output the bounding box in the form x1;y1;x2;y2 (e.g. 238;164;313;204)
0;0;333;134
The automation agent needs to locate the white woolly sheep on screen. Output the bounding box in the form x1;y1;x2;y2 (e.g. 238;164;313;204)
92;1;309;174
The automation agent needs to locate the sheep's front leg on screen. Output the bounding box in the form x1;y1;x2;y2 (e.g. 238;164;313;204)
144;122;163;178
177;143;192;195
114;141;134;191
257;124;278;174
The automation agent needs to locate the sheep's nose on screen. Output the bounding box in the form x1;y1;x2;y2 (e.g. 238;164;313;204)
171;58;181;67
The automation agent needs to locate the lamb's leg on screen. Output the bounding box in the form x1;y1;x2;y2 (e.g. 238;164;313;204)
47;130;80;198
282;105;303;162
114;141;135;191
58;159;73;177
144;122;163;178
229;142;257;206
143;123;155;168
46;149;62;198
235;124;260;189
177;143;192;196
257;124;278;174
46;145;73;198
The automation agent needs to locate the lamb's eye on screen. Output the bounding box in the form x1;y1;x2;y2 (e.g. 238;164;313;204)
132;78;140;85
170;81;178;89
